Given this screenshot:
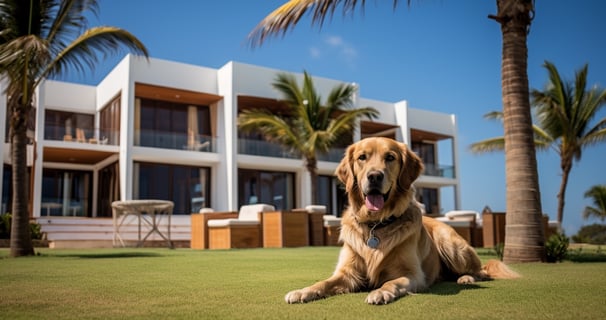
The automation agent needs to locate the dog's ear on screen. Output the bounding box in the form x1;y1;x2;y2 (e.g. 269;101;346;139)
336;144;356;193
398;143;424;190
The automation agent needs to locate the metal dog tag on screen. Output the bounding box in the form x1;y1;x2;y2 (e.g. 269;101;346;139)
367;236;380;249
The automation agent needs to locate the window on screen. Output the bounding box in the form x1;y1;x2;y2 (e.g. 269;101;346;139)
316;175;347;216
238;169;294;210
100;96;120;145
97;162;120;217
417;187;439;216
134;162;210;214
44;110;94;142
41;169;92;217
135;98;211;150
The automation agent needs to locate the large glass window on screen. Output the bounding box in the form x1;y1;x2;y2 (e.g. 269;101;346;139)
41;169;92;217
238;169;294;210
44;110;94;142
135;98;211;150
133;162;210;214
317;175;348;217
99;96;120;145
97;162;120;217
417;187;439;216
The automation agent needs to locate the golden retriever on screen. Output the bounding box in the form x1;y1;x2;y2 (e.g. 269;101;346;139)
285;137;519;305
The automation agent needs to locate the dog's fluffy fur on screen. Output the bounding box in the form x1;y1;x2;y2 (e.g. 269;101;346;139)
285;137;519;305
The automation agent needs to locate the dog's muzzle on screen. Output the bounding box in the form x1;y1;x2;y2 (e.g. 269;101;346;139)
364;171;389;211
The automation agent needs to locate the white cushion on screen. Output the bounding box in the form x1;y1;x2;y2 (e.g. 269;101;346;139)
199;208;214;213
207;219;260;227
238;204;275;221
444;210;480;221
305;205;327;214
323;215;341;227
436;216;473;227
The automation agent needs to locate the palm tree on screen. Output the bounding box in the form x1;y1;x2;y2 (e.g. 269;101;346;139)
0;0;148;257
472;62;606;228
532;61;606;225
248;0;544;263
238;71;378;205
583;185;606;222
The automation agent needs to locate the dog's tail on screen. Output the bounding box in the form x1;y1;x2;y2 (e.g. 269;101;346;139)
481;259;520;279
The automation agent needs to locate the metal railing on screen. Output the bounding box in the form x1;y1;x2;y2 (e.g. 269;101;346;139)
44;125;119;145
423;163;455;178
135;130;217;152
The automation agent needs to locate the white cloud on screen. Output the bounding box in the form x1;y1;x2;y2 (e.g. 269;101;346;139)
309;46;321;58
308;35;358;67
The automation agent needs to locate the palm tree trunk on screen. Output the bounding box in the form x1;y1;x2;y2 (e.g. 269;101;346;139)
306;156;318;205
557;157;573;226
9;99;35;257
492;0;545;263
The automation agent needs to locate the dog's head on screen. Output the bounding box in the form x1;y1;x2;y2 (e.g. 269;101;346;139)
336;137;423;222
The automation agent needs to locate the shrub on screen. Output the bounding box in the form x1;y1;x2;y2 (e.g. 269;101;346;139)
0;213;43;240
572;224;606;244
0;213;10;239
545;233;569;263
494;242;504;260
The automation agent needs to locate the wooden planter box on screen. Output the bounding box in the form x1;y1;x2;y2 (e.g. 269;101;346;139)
262;211;309;248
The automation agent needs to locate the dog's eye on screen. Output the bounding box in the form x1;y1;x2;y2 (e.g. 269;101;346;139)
358;154;366;161
385;154;395;162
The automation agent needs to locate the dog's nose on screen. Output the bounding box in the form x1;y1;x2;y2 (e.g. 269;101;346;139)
367;171;384;185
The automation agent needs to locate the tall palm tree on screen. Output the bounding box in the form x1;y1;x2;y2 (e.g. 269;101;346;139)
531;61;606;225
0;0;148;257
471;62;606;228
238;71;378;205
248;0;545;263
583;185;606;222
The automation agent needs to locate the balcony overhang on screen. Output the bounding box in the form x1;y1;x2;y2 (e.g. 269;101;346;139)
361;121;399;138
43;147;115;165
135;83;222;105
410;128;451;142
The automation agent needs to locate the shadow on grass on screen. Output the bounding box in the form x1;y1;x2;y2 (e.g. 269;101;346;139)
47;252;164;259
425;282;486;296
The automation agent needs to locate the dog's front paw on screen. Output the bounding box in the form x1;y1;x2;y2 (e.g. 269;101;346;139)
365;288;398;305
457;275;476;285
285;288;323;304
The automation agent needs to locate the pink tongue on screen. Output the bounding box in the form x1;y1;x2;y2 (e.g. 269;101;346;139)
365;194;384;211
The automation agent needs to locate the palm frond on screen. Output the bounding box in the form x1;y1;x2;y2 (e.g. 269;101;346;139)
469;137;505;154
39;26;148;83
483;110;504;121
238;109;301;149
248;0;402;47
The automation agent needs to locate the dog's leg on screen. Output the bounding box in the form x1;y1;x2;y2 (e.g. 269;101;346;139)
365;275;426;305
285;274;360;303
286;247;365;304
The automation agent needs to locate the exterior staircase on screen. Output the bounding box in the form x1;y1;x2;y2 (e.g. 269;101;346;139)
36;215;191;249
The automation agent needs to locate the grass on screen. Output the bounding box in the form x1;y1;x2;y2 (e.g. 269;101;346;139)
1;247;605;320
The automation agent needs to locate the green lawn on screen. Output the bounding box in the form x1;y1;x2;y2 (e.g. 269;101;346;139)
1;247;604;319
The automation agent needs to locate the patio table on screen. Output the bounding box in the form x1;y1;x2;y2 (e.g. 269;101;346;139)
112;200;174;248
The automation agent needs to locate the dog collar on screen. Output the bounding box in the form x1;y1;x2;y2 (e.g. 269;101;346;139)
363;215;400;249
366;215;399;230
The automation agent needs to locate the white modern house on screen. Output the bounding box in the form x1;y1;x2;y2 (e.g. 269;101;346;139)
0;55;460;247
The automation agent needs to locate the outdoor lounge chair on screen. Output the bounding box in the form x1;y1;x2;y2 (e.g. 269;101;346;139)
206;204;275;249
436;210;482;247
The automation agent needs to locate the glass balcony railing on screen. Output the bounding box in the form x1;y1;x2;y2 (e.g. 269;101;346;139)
317;147;346;162
238;138;300;159
238;139;347;162
135;130;217;152
423;163;455;179
44;125;119;145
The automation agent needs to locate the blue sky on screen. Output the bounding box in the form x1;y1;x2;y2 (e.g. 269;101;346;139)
68;0;606;236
